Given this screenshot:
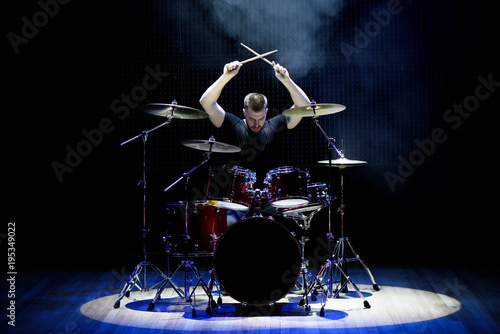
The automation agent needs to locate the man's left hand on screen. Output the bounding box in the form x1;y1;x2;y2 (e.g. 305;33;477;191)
273;62;290;82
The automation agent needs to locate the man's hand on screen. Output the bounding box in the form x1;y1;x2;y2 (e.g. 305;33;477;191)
271;61;310;130
223;61;242;78
273;62;290;82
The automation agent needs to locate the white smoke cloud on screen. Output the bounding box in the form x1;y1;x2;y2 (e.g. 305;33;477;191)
197;0;346;79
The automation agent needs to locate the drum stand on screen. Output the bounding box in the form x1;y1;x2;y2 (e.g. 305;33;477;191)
287;210;322;312
281;206;324;312
114;118;173;309
147;236;217;316
148;139;218;317
331;166;379;293
305;103;378;315
302;156;372;315
304;164;379;315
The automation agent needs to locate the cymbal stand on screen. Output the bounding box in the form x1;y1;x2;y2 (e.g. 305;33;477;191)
114;116;173;309
310;101;342;294
148;138;218;316
330;165;379;293
305;103;373;314
206;233;223;306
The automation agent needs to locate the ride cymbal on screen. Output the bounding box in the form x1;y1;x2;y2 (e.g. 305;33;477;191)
282;103;346;117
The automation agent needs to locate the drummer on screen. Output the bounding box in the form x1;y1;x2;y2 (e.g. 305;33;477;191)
199;61;311;182
199;61;311;224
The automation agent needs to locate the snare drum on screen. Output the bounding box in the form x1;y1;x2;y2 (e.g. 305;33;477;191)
207;165;256;210
264;166;310;208
280;182;328;217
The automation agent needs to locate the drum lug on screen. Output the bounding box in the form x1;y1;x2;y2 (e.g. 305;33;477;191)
290;231;296;237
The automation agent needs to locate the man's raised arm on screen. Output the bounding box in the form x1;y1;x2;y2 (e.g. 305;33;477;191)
273;62;311;129
199;61;242;128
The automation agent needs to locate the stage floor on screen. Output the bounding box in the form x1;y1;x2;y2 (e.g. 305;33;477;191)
3;265;499;333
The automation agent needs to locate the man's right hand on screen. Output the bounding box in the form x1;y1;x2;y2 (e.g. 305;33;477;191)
223;61;242;78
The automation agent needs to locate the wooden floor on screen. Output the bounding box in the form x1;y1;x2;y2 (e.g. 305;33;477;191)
3;265;499;333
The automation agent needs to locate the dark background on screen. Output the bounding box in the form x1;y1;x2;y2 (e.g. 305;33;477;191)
5;0;497;271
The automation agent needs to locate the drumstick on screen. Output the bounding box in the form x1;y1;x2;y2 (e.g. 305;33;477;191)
240;43;274;66
240;49;278;64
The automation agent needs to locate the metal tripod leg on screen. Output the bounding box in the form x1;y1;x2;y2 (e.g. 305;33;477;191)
147;260;185;311
186;261;217;314
113;260;168;309
296;235;317;311
207;266;223;305
305;258;371;316
297;257;317;312
332;237;379;292
147;259;216;316
331;260;371;307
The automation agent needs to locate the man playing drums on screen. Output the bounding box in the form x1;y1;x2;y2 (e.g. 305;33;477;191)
199;60;311;181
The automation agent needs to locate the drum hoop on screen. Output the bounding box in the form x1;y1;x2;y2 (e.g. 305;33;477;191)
222;165;257;183
266;166;310;177
307;182;327;187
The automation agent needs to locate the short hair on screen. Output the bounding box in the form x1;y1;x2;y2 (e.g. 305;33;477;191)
243;93;268;112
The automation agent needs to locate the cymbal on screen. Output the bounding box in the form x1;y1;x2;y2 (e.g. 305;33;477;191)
318;158;367;167
182;139;241;153
141;103;208;119
282;103;346;117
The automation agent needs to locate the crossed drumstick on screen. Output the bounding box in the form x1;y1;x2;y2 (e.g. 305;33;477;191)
240;43;276;66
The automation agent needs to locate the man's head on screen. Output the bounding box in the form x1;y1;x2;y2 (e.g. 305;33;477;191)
243;93;268;133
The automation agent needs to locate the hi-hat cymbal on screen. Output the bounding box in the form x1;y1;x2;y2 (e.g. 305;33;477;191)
282;103;346;117
182;139;241;153
318;158;367;167
141;103;208;119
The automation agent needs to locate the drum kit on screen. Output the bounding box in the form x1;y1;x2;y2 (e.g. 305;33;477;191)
113;100;379;317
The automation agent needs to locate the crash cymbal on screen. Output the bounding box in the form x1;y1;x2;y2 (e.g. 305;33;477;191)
141;103;208;119
318;158;367;167
182;139;241;153
282;103;346;117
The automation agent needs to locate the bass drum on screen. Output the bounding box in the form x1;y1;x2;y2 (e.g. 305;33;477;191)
214;217;301;306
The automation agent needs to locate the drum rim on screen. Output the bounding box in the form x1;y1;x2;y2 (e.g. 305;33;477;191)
211;164;256;175
266;165;309;174
307;182;327;187
269;196;310;208
168;251;214;257
209;199;250;210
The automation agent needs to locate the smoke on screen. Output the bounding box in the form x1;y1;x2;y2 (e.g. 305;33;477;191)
197;0;346;79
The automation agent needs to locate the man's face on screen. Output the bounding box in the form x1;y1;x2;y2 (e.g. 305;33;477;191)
243;108;267;133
